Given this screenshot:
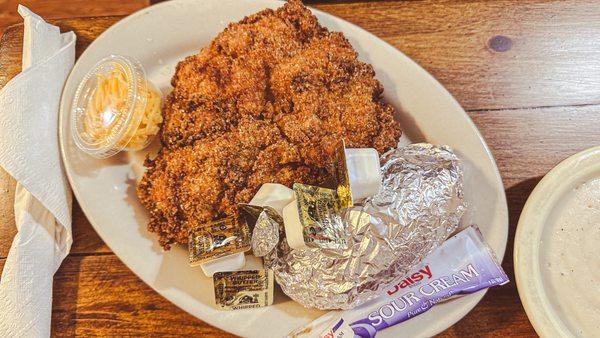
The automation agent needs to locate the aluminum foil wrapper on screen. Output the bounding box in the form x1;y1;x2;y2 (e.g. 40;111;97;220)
251;210;280;257
260;143;466;310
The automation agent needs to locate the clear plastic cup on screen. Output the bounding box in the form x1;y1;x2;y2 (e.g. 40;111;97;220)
71;55;162;158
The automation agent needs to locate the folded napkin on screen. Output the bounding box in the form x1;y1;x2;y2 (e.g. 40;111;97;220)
0;6;75;337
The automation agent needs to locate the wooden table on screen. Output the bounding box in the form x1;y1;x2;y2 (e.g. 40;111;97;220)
1;0;599;336
0;0;149;35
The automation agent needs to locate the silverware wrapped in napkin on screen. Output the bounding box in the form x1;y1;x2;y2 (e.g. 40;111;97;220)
0;6;75;337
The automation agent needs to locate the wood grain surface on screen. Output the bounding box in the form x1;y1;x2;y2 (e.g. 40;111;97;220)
0;0;148;35
1;0;599;336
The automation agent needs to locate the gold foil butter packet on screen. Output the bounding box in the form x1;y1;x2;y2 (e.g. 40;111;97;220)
293;183;349;249
213;269;274;310
188;217;251;266
332;139;353;209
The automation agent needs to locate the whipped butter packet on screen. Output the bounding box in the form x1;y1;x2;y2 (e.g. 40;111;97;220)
213;269;274;310
332;140;353;209
288;226;509;337
332;140;382;206
188;217;251;266
283;184;347;250
294;183;348;250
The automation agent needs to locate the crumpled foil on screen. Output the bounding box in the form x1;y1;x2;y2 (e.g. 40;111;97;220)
258;143;466;310
251;210;280;257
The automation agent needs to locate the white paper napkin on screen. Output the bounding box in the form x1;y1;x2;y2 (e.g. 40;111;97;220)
0;6;75;337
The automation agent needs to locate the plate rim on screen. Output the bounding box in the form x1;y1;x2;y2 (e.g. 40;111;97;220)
58;0;509;336
514;145;600;337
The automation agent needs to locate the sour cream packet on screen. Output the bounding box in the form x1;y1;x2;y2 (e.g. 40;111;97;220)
288;225;508;337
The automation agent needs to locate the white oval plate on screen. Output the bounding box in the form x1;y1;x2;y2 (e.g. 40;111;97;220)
58;1;508;336
515;146;600;337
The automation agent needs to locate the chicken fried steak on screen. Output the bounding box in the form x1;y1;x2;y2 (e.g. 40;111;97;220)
137;0;401;249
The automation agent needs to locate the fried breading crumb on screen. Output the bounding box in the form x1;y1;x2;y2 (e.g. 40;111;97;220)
137;0;401;249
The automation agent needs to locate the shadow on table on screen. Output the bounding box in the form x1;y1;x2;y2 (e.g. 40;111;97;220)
446;176;542;336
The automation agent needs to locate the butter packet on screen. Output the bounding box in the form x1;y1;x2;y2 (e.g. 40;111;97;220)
213;269;275;310
188;217;251;266
332;140;353;209
332;139;382;206
293;183;348;250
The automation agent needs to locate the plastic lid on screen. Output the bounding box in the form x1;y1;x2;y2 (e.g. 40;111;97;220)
71;55;148;158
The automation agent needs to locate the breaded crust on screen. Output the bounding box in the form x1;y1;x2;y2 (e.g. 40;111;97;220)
137;0;401;249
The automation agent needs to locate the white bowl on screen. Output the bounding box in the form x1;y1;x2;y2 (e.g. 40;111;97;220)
515;146;600;337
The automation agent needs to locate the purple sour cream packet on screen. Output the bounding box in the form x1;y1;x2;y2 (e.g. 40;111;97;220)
288;225;508;338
